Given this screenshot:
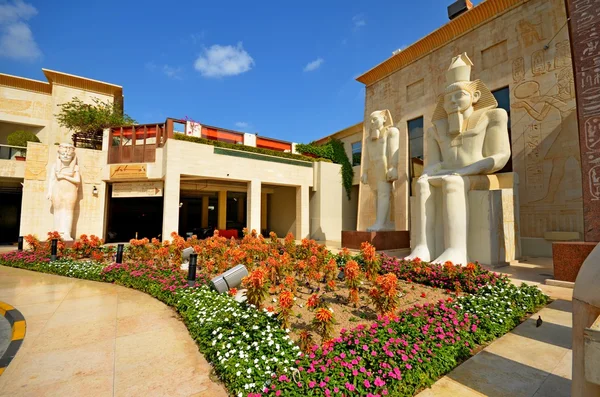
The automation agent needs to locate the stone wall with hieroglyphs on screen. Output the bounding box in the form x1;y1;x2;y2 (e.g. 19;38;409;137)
361;0;583;240
19;143;108;240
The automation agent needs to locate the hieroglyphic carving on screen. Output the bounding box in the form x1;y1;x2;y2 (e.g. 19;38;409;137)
566;0;600;239
555;40;572;69
532;50;546;75
513;57;525;82
524;123;544;190
517;18;544;47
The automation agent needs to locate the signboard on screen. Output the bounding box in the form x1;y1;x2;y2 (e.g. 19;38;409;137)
112;181;163;198
185;121;202;137
110;164;147;180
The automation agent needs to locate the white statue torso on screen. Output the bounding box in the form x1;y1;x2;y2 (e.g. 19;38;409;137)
432;109;495;171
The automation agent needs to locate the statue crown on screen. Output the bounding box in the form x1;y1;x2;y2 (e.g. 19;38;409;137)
446;52;473;85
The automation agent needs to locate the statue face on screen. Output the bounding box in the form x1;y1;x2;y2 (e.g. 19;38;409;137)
370;115;385;130
443;89;475;114
58;145;75;163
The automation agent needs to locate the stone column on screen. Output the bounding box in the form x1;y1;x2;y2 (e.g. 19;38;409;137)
261;192;268;232
162;174;180;239
201;196;209;228
246;179;261;234
566;0;600;242
218;190;227;230
295;185;309;239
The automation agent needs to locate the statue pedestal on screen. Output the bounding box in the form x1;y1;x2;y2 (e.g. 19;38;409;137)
341;230;410;251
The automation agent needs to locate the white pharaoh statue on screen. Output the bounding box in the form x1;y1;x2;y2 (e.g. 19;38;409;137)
360;109;400;231
46;143;81;241
405;53;511;265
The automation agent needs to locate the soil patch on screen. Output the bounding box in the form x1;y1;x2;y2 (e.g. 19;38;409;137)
263;280;457;344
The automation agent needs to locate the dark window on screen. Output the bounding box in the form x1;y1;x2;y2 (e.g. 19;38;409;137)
351;141;362;166
407;117;425;195
407;117;424;161
492;86;512;172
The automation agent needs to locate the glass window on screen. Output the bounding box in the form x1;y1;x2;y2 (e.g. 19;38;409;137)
351;141;362;166
407;117;424;161
492;86;512;172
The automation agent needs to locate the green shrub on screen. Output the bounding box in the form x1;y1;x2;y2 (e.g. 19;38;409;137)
173;133;331;163
7;130;40;154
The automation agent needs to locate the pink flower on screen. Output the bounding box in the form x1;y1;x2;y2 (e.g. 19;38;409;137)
345;382;356;392
374;377;386;387
364;379;371;388
309;381;316;388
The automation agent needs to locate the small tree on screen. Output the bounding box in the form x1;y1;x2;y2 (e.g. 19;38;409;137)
7;130;40;156
56;97;136;148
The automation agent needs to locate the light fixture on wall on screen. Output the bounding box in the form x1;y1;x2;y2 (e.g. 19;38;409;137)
92;186;98;195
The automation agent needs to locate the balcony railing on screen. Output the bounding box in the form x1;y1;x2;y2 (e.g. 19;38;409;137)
0;144;26;160
108;122;168;164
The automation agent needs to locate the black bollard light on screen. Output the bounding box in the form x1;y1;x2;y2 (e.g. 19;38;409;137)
187;253;197;287
50;239;58;261
17;236;23;251
116;244;124;264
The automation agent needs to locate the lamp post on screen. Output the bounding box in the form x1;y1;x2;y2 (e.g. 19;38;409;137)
50;239;58;261
116;244;124;264
17;236;23;251
188;253;197;287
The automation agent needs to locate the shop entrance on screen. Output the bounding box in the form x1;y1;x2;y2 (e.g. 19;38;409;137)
0;180;22;245
105;184;164;243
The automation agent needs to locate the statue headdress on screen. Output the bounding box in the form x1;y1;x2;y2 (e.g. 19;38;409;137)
368;109;393;140
432;53;498;123
56;143;78;173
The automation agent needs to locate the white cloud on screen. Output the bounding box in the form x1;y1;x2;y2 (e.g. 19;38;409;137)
235;122;249;129
0;1;41;61
303;58;324;72
163;65;183;79
145;61;157;71
194;42;254;78
352;14;366;29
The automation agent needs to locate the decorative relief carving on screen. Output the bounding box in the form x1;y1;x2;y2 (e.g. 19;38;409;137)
513;57;525;83
531;50;546;76
517;18;545;47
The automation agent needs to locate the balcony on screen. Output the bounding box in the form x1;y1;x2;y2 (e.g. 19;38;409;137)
0;144;26;161
108;122;167;164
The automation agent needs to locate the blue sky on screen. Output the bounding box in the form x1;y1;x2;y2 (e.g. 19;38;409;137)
0;0;481;143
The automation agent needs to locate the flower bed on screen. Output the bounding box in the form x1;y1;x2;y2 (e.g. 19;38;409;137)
0;231;549;397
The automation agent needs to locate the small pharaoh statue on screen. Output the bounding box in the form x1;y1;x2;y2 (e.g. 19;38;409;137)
360;109;400;231
405;53;511;265
46;143;81;241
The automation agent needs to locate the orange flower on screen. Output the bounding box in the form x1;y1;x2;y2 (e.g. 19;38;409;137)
315;307;333;323
307;294;320;309
278;290;294;310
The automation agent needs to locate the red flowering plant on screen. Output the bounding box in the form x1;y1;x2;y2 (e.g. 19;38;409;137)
312;307;335;342
242;266;270;309
344;260;362;306
360;241;381;281
381;254;507;294
369;273;400;319
277;290;295;329
70;234;104;259
24;234;42;253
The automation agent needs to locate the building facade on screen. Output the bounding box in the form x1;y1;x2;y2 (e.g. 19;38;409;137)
325;0;580;257
0;71;344;245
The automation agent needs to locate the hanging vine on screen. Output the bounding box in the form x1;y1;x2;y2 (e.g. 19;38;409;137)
296;138;354;200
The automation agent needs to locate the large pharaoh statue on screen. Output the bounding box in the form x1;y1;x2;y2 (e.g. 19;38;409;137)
405;53;511;265
46;143;81;241
360;109;400;231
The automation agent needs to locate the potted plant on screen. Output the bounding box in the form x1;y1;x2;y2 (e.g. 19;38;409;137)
7;130;40;160
56;97;136;149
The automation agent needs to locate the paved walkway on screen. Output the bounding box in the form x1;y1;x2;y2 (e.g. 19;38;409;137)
0;265;227;397
417;257;574;397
